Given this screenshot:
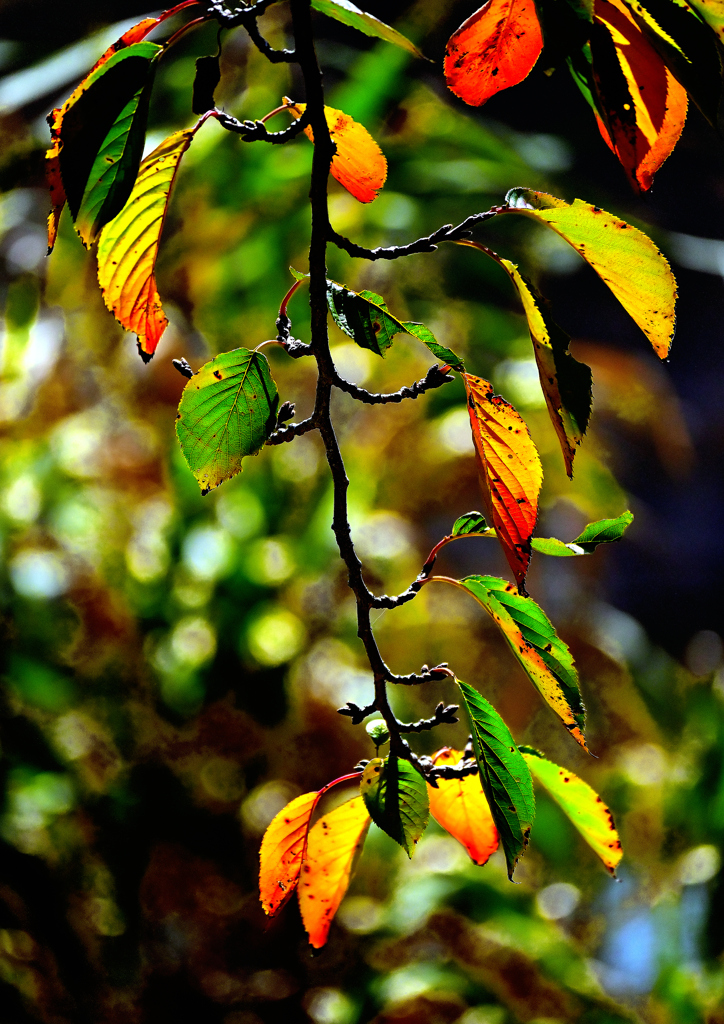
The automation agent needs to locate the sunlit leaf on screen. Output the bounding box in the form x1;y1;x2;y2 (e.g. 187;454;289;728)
298;796;371;948
504;189;677;358
175;348;279;495
457;681;534;879
259;791;319;916
451;511;492;537
463;374;542;591
452;576;587;748
360;756;429;857
327;281;464;367
521;747;623;874
533;509;634;555
97;127;198;360
459;241;592;476
311;0;427;58
688;0;724;42
285;99;387;203
427;748;499;865
444;0;544;106
593;0;688;192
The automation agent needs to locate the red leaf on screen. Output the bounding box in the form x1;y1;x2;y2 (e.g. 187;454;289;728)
444;0;543;107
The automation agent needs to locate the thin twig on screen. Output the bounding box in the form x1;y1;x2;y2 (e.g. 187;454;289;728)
265;416;317;445
333;363;454;405
328;209;502;262
214;108;309;144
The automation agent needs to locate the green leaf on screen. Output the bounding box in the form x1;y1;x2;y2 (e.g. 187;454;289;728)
400;322;465;371
503;190;677;359
176;348;279;495
688;0;724;42
532;511;634;556
455;576;587;748
360;755;429;857
457;680;534;879
290;266;309;282
59;42;161;225
451;511;491;537
327;280;464;367
311;0;427;58
520;747;623;875
75;72;155;246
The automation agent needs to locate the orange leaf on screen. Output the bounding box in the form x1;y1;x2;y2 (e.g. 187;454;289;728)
594;0;687;192
285;99;387;203
298;796;371;949
463;374;542;592
96;127;198;360
258;791;319;916
427;749;499;866
444;0;543;107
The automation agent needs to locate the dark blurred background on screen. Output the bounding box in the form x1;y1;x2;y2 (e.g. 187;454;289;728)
0;1;723;1022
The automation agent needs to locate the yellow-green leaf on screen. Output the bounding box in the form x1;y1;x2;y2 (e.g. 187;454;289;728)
311;0;427;58
504;189;677;359
521;747;623;875
360;756;429;857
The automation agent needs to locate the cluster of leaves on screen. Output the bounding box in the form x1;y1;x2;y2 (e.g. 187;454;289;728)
43;0;678;956
444;0;724;191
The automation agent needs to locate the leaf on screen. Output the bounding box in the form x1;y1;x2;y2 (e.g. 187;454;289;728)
285;100;387;203
298;796;371;948
457;681;535;879
688;0;724;42
175;348;279;494
444;0;544;107
504;189;677;358
97;127;199;360
427;748;499;865
593;0;688;192
360;756;429;857
521;747;623;874
463;374;542;592
74;70;155;247
327;281;464;367
458;242;592;476
310;0;427;58
451;511;492;537
454;575;587;748
259;791;319;916
57;43;162;230
569;509;633;550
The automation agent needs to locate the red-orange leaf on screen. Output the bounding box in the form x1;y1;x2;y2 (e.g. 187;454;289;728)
444;0;543;107
463;374;542;592
427;748;499;866
258;791;319;917
298;796;371;949
285;99;387;203
594;0;687;192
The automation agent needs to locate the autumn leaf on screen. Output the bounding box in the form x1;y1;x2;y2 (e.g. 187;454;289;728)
593;0;688;192
259;791;319;916
97;127;199;359
458;241;592;476
360;756;429;857
457;681;534;879
310;0;426;58
175;348;279;494
327;280;464;367
463;374;542;592
444;0;544;107
285;99;387;203
504;189;677;358
298;796;371;948
521;747;623;874
427;748;499;865
448;576;587;748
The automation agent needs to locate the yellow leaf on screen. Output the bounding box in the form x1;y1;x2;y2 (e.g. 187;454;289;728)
97;128;196;361
285;99;387;203
505;189;677;359
258;791;319;916
463;374;543;592
427;748;499;865
522;749;623;874
298;796;371;948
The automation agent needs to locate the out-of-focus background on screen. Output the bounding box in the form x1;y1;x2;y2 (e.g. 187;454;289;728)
0;1;723;1022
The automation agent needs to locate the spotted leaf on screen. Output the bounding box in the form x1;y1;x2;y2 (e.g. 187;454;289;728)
427;748;499;865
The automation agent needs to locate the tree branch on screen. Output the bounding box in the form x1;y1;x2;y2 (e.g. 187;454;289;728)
243;15;296;61
397;702;459;733
328;209;501;262
214;108;309;144
265;416;317;445
333;363;454;405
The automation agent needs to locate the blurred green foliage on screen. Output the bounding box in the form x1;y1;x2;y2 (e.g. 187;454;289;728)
0;3;723;1023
